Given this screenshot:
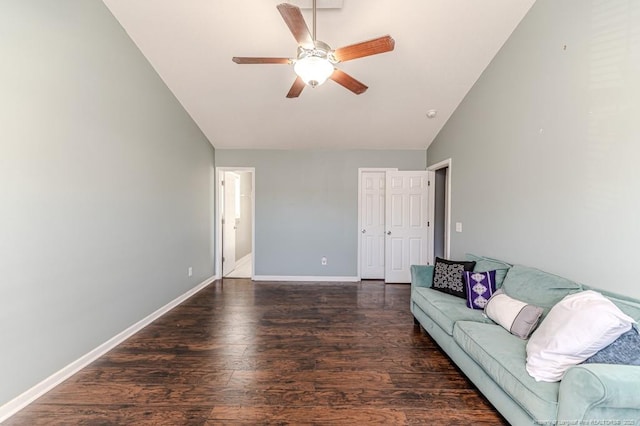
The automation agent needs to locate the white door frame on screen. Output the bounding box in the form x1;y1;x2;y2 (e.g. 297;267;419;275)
427;159;452;259
357;168;397;280
215;167;255;279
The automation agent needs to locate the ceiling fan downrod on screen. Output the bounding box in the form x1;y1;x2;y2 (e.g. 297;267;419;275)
312;0;317;42
293;0;333;88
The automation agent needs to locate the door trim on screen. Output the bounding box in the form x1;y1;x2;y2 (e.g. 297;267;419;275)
215;167;255;279
427;159;452;259
357;168;397;280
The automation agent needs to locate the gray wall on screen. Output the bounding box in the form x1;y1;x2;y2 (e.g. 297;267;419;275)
0;0;215;406
216;150;426;277
427;0;640;298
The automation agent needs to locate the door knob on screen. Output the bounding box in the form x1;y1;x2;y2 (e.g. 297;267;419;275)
387;231;391;235
361;229;366;234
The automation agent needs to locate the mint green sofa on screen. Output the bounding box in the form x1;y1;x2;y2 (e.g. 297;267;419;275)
410;256;640;426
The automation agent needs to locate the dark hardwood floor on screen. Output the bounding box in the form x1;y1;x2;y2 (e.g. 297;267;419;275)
6;279;506;425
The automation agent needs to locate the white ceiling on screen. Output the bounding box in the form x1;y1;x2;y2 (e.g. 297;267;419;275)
102;0;535;150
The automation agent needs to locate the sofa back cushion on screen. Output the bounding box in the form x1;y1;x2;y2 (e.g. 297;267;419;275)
501;265;583;315
466;253;511;288
603;296;640;322
584;286;640;322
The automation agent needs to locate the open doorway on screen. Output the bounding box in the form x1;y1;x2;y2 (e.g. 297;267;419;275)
216;167;255;279
428;159;451;259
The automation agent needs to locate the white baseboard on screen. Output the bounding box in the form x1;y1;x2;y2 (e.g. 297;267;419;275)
252;275;360;282
0;275;217;424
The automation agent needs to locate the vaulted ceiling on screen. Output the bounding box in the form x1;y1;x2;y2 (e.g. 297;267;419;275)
102;0;535;150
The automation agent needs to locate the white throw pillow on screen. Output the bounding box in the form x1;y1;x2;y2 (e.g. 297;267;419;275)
526;290;636;382
484;289;543;339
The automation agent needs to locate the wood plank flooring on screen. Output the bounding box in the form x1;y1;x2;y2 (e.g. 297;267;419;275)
6;279;507;425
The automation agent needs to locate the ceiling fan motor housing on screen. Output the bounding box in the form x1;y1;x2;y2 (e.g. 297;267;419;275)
294;41;336;87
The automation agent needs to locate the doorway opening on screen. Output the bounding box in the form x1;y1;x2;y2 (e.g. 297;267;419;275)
428;159;451;259
216;167;255;279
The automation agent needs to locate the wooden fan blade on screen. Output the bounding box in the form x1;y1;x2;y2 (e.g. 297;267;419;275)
277;3;314;49
333;35;395;62
286;76;306;98
330;69;368;95
232;57;291;64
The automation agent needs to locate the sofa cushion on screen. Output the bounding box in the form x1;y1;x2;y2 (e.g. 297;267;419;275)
413;287;493;336
432;257;476;298
453;321;559;422
466;254;511;288
501;265;582;315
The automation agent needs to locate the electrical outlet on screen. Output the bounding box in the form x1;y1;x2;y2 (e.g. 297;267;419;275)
188;267;193;277
321;257;327;266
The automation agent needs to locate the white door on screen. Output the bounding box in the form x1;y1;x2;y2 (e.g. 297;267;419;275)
360;171;387;279
222;172;238;276
384;171;434;283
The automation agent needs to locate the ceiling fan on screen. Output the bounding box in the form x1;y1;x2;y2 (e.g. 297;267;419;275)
232;1;395;98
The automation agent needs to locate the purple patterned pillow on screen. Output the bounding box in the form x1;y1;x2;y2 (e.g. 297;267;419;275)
464;270;497;309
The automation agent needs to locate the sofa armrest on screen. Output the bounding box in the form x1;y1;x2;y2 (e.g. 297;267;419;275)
410;265;434;289
557;364;640;424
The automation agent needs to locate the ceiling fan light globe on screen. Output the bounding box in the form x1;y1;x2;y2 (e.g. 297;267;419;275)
294;56;334;87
